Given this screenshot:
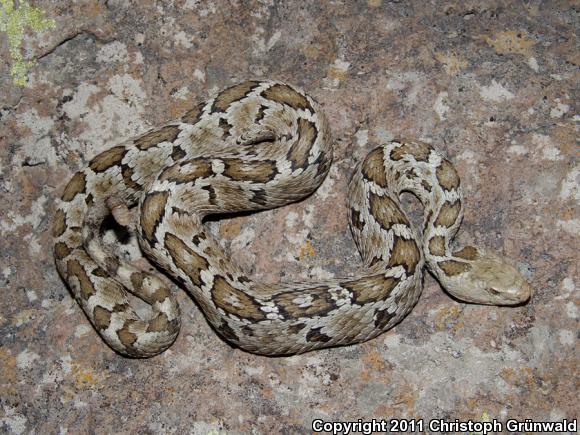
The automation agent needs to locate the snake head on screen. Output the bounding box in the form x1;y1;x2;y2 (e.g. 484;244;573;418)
442;249;532;306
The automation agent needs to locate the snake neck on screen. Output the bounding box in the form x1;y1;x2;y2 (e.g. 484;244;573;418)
377;141;530;306
351;141;480;293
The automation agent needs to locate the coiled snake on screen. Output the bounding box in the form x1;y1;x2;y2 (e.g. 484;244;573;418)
53;80;531;357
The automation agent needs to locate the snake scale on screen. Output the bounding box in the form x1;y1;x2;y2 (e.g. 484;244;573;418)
53;80;531;357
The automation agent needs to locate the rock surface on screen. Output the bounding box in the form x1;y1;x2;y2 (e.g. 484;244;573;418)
0;1;577;433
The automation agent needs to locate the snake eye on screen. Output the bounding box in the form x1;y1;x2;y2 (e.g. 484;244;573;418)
487;287;502;296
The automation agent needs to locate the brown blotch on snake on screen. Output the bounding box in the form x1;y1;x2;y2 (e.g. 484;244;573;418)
121;164;142;191
159;159;213;184
436;159;461;191
93;306;112;330
255;105;268;123
89;146;127;172
151;286;172;304
129;271;170;304
140;191;169;242
369;192;409;230
61;172;86;202
129;272;145;292
438;260;472;276
66;259;96;300
181;102;205;124
163;232;208;287
250;188;269;206
273;286;335;318
171;145;187;161
91;267;108;278
217;321;240;342
453;246;479;261
146;313;173;333
261;83;313;111
117;323;138;347
287;118;318;170
211;81;260;113
387;236;422;274
350;208;365;232
374;308;397;329
434;200;461;228
54;242;71;260
104;256;120;275
342;274;400;304
134;125;181;150
428;235;446;257
222;158;277;183
201;185;217;205
390;140;431;162
211;276;266;321
288;322;307;334
219;117;233;138
306;327;332;343
52;209;67;237
361;148;388;187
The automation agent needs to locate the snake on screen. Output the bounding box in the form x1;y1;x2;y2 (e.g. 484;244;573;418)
53;80;531;357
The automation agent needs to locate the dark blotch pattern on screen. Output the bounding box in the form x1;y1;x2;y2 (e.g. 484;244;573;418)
306;327;332;343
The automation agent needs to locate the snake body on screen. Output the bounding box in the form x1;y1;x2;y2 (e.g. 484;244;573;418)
53;80;531;357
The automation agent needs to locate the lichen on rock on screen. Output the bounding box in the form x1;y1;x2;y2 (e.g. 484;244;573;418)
0;0;55;85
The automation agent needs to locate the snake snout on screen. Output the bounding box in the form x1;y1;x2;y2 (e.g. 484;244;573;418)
490;278;532;306
469;251;532;305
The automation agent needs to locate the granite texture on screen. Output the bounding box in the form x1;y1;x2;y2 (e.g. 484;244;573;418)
0;1;578;433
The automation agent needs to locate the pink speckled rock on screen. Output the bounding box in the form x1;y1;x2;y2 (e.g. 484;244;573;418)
0;1;577;433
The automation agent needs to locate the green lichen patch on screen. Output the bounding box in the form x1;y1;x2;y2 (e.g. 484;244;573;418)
0;0;55;85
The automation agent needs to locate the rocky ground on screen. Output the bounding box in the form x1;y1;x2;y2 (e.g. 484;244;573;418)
0;1;577;433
